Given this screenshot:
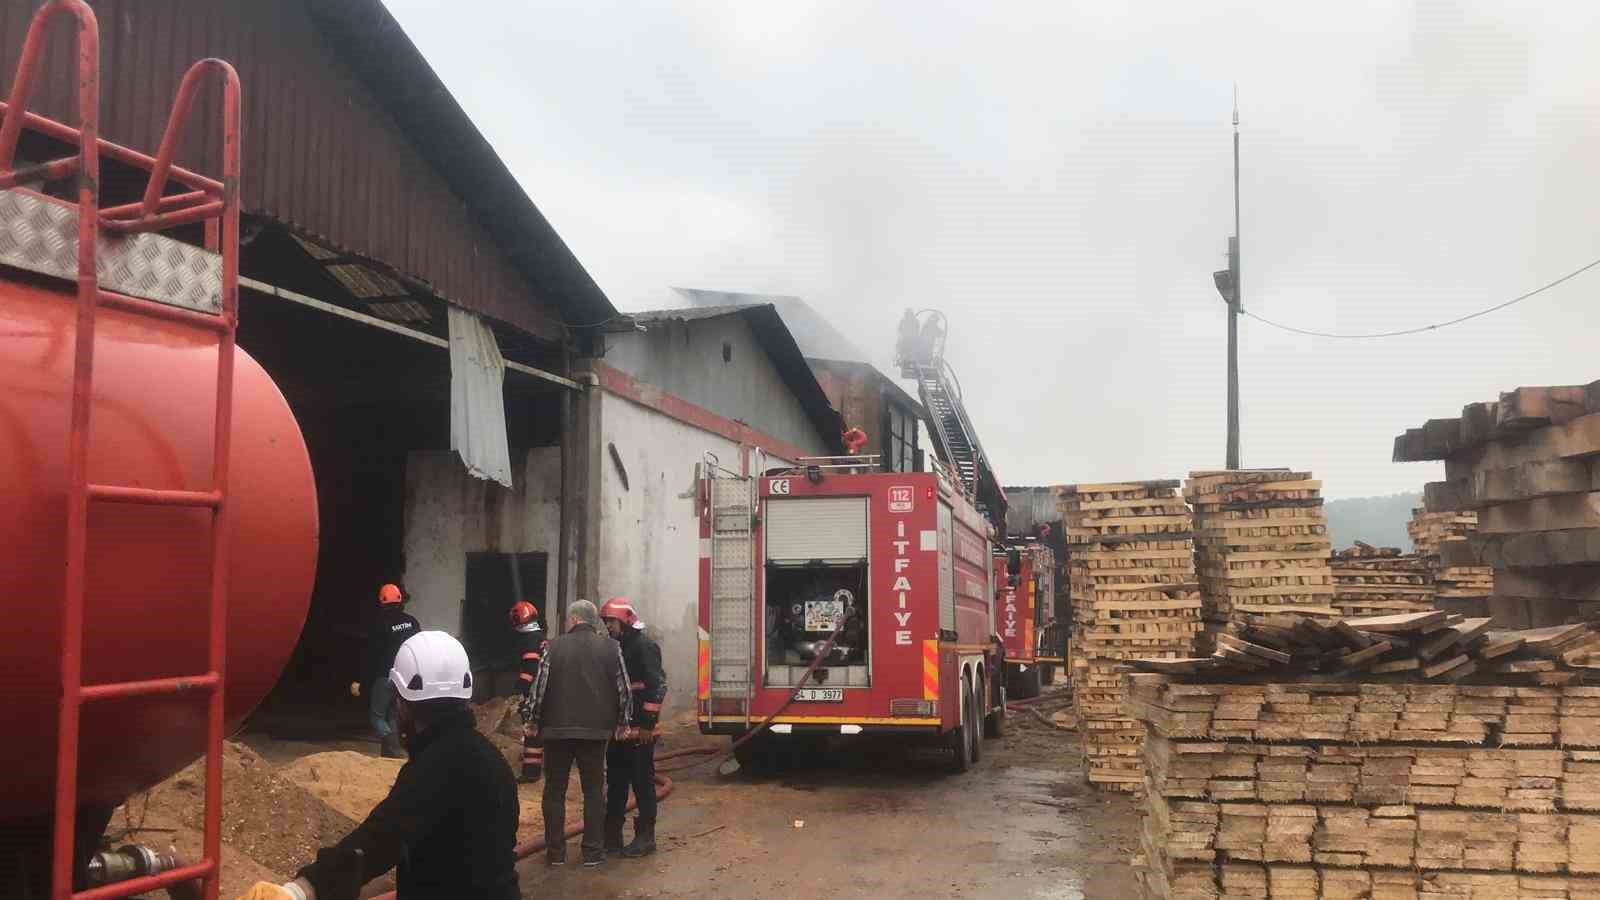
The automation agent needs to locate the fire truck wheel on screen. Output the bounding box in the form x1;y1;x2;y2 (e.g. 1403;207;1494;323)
946;679;974;774
1008;664;1043;700
984;677;1006;739
734;733;781;776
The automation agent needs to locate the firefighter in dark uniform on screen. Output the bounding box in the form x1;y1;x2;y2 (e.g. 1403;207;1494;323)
509;600;546;782
598;596;667;858
349;583;420;759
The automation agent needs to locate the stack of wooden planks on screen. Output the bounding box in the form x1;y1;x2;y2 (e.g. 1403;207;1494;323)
1125;610;1600;688
1129;665;1600;899
1330;543;1434;618
1396;383;1600;629
1408;509;1479;557
1409;508;1491;617
1187;470;1336;626
1059;480;1202;793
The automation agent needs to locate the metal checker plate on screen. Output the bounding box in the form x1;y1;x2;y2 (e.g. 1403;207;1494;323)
0;188;222;314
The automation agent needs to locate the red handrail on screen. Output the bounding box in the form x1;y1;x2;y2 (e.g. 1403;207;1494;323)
0;3;243;899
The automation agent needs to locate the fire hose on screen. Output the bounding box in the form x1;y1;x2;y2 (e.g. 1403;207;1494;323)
1006;690;1076;730
370;613;855;900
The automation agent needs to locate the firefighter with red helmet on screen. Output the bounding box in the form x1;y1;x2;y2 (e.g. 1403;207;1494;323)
509;599;546;782
350;583;419;759
598;596;667;858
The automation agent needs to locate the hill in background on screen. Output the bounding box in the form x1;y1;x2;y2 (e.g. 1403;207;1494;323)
1324;492;1422;551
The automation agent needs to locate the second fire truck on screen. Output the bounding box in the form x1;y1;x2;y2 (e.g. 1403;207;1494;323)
695;310;1012;772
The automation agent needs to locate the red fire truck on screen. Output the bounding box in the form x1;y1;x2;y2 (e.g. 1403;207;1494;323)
696;454;1004;771
696;310;1012;772
993;539;1062;700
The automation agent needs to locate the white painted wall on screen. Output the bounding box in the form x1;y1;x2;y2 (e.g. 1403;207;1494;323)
402;446;565;633
595;393;735;715
594;392;828;714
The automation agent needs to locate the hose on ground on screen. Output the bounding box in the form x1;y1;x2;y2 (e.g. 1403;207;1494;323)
372;614;855;898
1004;677;1075;729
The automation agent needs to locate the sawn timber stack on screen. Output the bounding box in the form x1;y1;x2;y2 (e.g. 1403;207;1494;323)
1330;544;1435;618
1395;382;1600;628
1127;612;1600;899
1409;508;1491;618
1058;480;1201;793
1186;470;1336;624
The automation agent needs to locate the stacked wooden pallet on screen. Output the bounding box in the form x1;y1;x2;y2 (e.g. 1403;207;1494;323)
1130;667;1600;899
1059;480;1202;793
1396;383;1600;629
1186;470;1336;624
1330;544;1434;618
1409;508;1491;617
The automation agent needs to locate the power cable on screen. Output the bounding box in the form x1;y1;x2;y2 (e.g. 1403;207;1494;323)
1238;255;1600;340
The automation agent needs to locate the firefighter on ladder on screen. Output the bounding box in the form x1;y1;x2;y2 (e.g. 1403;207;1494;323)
509;600;546;782
599;597;667;858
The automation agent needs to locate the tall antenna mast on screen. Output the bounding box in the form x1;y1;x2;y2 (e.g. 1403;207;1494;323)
1227;86;1241;469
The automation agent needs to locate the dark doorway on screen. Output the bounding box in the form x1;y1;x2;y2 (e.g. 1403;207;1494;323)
464;552;549;681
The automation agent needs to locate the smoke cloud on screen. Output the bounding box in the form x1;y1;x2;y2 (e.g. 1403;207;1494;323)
389;0;1600;498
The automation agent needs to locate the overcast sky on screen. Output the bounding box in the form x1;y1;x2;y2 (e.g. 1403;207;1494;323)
388;1;1600;499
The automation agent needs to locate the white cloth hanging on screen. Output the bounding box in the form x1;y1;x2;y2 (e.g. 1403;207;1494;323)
448;305;513;488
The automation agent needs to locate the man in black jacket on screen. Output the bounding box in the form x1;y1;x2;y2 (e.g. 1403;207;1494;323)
240;631;519;900
520;599;631;867
599;596;668;859
350;583;420;758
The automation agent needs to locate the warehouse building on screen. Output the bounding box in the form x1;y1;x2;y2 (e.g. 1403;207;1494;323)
0;0;613;726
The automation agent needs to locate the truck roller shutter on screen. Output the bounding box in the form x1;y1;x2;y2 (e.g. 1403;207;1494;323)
938;502;956;631
764;497;868;564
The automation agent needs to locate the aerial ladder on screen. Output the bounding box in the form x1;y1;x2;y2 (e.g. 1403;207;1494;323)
894;309;1007;534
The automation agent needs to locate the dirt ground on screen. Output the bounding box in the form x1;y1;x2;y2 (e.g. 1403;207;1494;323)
120;685;1139;899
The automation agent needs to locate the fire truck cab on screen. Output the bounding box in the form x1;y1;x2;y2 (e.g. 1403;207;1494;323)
696;454;1005;772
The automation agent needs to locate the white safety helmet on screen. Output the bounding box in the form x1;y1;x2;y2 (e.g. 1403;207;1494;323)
389;631;475;702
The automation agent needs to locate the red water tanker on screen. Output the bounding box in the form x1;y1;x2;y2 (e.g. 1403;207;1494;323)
0;4;318;896
0;276;319;820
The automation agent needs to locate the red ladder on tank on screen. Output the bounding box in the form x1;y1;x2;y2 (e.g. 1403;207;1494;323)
0;2;242;898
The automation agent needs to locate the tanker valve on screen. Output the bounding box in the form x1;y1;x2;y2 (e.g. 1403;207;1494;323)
85;844;180;888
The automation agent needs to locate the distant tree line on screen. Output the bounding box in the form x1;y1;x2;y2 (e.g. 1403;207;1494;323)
1323;492;1422;552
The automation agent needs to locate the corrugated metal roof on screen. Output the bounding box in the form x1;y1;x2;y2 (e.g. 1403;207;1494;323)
624;304;845;453
0;0;617;342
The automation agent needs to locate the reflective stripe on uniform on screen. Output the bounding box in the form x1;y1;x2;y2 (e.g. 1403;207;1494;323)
519;672;534;683
522;651;541;661
642;702;662;712
629;681;645;690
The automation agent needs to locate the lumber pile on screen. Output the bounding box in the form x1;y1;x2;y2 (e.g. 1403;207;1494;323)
1330;543;1434;618
1128;626;1600;899
1409;508;1491;617
1408;509;1479;558
1396;383;1600;629
1125;610;1600;689
1186;470;1336;625
1058;480;1202;793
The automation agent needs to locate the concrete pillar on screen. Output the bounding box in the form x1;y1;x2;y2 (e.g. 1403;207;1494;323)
569;359;605;610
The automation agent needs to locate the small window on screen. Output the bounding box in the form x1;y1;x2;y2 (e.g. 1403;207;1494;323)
883;403;919;473
721;341;733;363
